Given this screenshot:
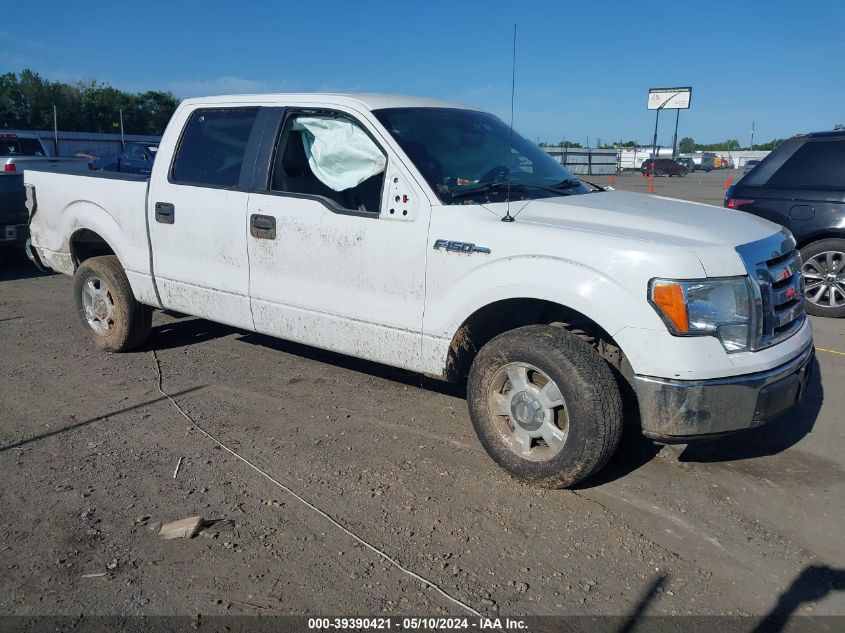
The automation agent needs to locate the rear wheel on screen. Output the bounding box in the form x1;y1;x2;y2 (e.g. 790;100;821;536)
467;325;623;488
800;239;845;318
655;168;665;176
73;255;152;351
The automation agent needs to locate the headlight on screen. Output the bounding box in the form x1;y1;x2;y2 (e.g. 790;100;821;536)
648;277;754;352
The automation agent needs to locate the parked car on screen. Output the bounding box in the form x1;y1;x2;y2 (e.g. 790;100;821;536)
25;94;813;487
1;132;88;247
91;142;158;175
640;158;686;176
743;159;761;174
675;157;695;174
725;130;845;317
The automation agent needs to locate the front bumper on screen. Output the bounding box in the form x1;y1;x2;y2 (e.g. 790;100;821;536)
633;343;815;442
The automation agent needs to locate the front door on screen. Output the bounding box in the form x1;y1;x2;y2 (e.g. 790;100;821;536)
246;109;428;370
148;106;262;329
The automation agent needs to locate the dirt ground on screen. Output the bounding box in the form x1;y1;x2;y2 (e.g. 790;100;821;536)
1;172;844;624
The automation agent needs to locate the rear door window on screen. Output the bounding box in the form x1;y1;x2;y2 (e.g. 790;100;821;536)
766;139;845;188
170;108;259;188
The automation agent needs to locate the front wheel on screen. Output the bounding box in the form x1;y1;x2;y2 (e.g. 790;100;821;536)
73;255;152;351
801;239;845;317
467;325;623;488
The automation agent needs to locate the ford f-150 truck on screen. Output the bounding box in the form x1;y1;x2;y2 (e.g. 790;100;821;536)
24;94;814;487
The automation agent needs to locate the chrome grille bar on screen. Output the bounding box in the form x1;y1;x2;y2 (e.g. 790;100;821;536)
736;230;806;350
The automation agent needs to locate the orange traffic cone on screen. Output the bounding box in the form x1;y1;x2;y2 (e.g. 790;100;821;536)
723;176;733;190
648;174;654;193
609;175;616;185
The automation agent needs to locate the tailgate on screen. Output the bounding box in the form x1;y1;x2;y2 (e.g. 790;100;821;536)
0;173;28;225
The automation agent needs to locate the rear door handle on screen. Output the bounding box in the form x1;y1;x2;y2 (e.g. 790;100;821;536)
155;202;175;224
250;213;276;239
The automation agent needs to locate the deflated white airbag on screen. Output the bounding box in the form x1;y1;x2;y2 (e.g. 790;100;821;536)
292;117;386;191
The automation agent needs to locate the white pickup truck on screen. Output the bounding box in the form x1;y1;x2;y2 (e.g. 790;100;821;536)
24;94;814;487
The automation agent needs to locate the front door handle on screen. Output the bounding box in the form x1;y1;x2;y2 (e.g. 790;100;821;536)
250;213;276;239
155;202;175;224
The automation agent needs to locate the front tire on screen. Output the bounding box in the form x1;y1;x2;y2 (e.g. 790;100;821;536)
800;239;845;318
73;255;152;351
467;325;623;488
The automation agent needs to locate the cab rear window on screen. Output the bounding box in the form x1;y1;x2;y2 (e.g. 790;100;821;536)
0;138;45;156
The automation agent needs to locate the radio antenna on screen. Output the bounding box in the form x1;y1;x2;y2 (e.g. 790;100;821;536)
501;23;517;223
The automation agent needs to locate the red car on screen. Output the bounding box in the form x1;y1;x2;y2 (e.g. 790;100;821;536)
641;158;686;177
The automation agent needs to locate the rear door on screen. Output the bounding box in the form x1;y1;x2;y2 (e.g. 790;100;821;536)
245;107;429;370
147;106;264;329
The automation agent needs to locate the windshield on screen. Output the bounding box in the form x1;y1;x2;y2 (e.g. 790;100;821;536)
373;107;590;204
0;137;45;156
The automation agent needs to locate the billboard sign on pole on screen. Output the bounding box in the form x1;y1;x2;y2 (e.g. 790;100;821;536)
647;87;692;110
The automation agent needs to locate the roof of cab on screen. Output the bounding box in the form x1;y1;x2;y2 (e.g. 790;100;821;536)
178;93;481;112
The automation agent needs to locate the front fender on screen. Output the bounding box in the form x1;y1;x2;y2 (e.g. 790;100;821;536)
420;254;671;376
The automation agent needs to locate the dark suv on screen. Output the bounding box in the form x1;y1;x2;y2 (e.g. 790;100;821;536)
725;131;845;317
641;158;686;177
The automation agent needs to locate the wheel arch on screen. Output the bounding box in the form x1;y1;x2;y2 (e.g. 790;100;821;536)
795;228;845;250
69;227;117;269
444;297;631;382
58;199;134;273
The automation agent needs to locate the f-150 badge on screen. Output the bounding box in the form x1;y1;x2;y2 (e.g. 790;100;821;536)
433;239;491;255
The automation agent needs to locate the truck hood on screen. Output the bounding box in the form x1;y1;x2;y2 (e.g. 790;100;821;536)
512;190;784;276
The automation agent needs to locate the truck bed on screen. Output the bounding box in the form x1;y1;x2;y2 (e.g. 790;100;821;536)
26;170;152;281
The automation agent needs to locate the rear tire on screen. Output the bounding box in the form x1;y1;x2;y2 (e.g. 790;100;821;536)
73;255;152;351
800;239;845;318
467;325;623;488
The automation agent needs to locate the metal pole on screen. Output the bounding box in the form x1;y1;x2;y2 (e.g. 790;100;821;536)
119;109;125;150
53;105;58;155
750;122;755;152
651;108;660;159
672;108;680;159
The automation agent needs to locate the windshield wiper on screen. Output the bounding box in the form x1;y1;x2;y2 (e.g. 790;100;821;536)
450;181;574;201
547;179;583;190
547;178;606;192
449;182;526;200
580;178;607;192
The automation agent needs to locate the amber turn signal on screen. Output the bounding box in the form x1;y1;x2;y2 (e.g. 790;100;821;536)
651;281;689;333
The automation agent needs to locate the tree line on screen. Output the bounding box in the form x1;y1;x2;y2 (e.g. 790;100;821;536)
0;69;179;135
678;137;784;152
539;137;785;151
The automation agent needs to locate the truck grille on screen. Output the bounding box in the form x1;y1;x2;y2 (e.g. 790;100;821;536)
754;249;805;349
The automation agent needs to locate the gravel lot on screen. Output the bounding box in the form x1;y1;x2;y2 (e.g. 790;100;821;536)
1;171;843;624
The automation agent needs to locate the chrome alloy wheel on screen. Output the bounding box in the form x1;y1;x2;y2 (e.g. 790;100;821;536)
487;362;569;462
803;251;845;308
81;276;116;334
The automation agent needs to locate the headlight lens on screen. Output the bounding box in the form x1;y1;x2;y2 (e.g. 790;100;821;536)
649;277;753;352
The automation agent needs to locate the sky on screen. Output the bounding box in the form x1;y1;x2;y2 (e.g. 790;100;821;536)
2;0;843;146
